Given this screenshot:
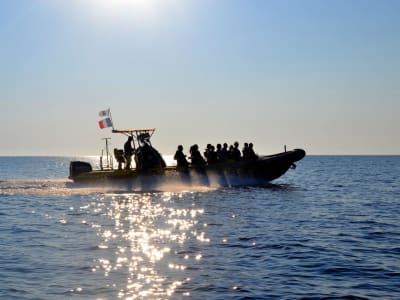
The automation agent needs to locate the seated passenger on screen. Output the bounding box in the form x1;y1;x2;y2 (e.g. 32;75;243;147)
206;145;218;164
114;148;125;170
174;145;189;168
231;141;241;161
247;143;258;160
228;145;234;160
242;142;249;160
215;143;223;162
220;143;229;162
189;144;206;166
204;144;212;162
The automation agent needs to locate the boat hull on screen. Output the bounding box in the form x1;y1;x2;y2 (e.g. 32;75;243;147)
68;149;306;185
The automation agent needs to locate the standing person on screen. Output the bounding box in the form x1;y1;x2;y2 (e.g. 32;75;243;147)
124;136;134;170
174;145;189;168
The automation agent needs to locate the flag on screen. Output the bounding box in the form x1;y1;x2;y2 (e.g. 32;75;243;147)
98;117;113;129
99;109;110;117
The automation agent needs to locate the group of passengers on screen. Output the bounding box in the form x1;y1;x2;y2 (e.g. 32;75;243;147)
114;137;259;170
174;142;258;168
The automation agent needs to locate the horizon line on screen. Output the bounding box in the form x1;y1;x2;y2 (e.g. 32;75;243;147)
0;153;399;157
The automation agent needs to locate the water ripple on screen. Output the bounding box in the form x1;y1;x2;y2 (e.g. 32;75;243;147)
1;156;400;299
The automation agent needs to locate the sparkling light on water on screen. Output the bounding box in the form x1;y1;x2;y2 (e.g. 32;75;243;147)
1;156;399;299
81;192;208;299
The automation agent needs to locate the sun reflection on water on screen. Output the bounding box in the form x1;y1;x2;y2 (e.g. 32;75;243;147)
82;191;209;299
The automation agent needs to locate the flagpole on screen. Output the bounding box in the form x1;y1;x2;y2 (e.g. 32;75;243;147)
108;108;115;130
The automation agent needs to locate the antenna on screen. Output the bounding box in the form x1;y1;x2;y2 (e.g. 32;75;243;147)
101;137;113;169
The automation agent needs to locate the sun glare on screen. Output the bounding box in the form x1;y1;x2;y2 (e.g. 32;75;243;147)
76;0;187;28
92;0;160;21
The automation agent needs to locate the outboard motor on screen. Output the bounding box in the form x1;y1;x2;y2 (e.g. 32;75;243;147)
69;161;92;178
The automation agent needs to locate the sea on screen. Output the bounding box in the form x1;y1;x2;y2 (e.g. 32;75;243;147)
0;155;399;300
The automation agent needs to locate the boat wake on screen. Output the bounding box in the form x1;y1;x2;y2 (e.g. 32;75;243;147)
0;179;102;196
0;173;269;196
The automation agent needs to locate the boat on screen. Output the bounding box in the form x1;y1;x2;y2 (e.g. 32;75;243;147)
68;128;306;186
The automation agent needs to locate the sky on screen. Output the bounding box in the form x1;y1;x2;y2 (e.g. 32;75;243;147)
0;0;399;156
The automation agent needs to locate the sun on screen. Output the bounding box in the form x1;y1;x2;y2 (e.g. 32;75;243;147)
91;0;159;21
102;0;155;13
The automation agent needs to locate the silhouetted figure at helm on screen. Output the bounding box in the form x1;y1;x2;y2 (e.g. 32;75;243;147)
124;136;134;169
189;144;206;166
174;145;189;168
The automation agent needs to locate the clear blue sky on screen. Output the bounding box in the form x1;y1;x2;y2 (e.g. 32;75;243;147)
1;0;399;155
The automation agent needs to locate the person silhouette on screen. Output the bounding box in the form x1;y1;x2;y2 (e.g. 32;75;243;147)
231;141;241;161
124;136;134;169
174;145;189;168
189;144;206;166
248;143;258;160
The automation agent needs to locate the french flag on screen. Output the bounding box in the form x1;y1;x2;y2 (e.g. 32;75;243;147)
98;117;113;129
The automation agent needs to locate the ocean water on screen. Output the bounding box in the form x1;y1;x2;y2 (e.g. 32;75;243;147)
0;155;399;299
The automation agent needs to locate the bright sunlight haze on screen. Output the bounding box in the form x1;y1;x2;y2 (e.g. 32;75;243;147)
0;0;399;155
